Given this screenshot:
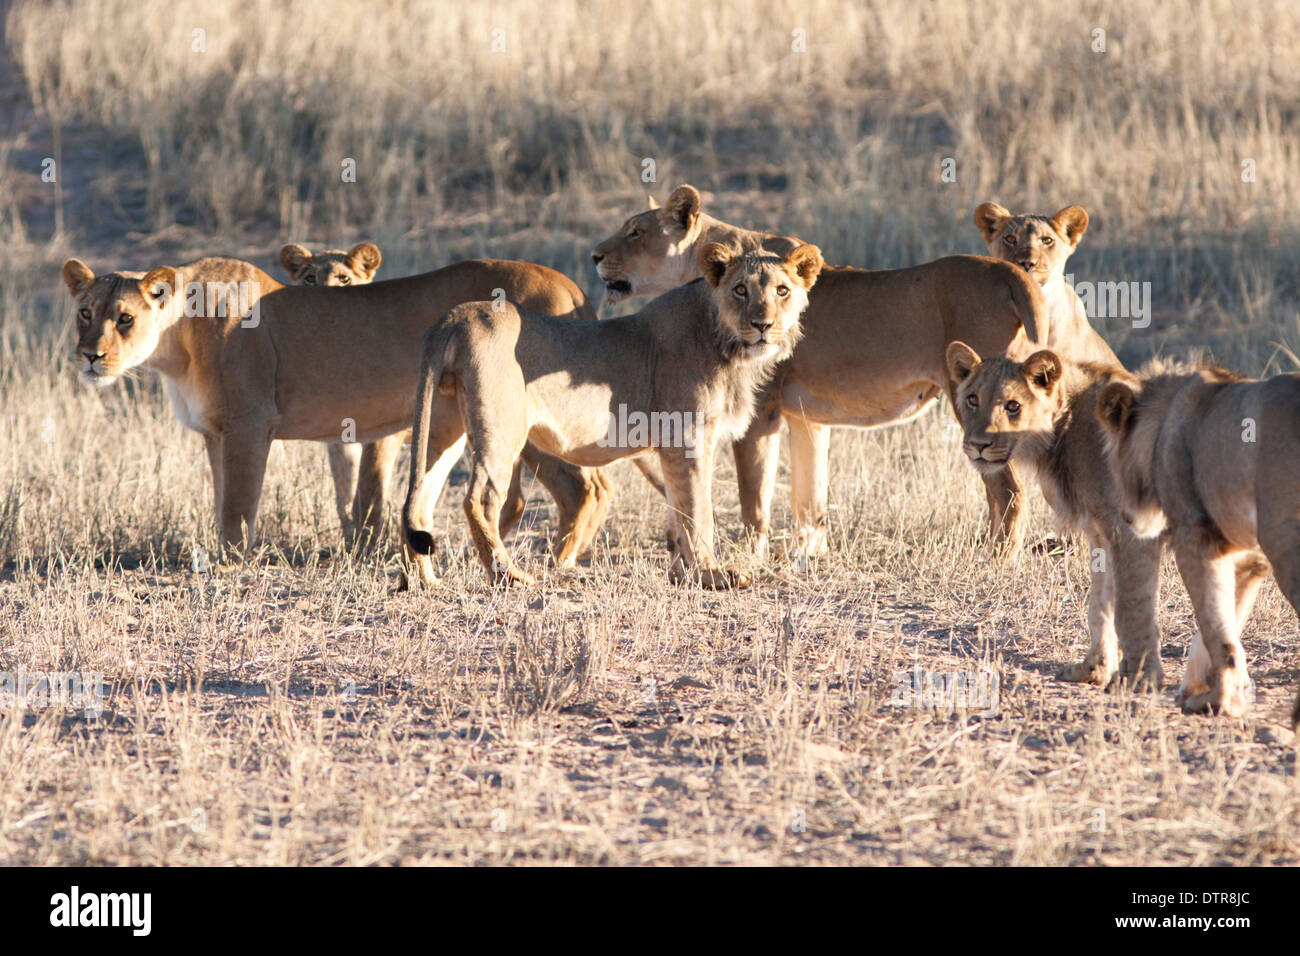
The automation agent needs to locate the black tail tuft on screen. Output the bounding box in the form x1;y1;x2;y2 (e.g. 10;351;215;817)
406;528;436;556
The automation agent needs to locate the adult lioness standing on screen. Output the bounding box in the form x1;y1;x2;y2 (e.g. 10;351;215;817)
61;255;612;563
946;343;1162;691
404;242;823;588
279;241;405;548
1097;362;1300;722
591;185;1052;558
973;202;1117;366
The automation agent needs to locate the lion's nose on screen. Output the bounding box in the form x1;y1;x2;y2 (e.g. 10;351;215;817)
82;350;105;363
750;320;772;335
591;252;604;265
1019;259;1037;271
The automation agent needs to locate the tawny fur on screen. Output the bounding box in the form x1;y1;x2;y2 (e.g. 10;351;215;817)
405;242;823;589
1097;358;1300;721
973;201;1117;368
61;255;611;566
592;183;1055;561
946;343;1161;691
278;241;406;550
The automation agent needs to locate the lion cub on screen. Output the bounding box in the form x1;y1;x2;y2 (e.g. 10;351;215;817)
279;242;403;547
974;202;1117;367
947;342;1163;691
404;241;823;588
1097;363;1300;722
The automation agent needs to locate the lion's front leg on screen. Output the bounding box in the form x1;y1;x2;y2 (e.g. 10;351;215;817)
327;442;362;544
787;415;831;566
1104;529;1164;693
203;433;224;529
980;463;1026;555
732;397;783;562
660;439;749;589
352;432;406;553
1059;532;1119;685
216;424;274;560
1173;540;1252;717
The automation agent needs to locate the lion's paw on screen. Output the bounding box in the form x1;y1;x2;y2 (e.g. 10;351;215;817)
1057;661;1111;686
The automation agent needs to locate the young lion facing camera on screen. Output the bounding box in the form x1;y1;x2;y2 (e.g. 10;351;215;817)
404;241;823;588
946;342;1162;691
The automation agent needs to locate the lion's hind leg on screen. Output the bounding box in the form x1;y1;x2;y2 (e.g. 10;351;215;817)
464;446;533;586
517;447;611;569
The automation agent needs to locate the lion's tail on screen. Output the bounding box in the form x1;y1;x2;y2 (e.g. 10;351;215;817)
1008;268;1050;347
1292;687;1299;732
403;321;458;557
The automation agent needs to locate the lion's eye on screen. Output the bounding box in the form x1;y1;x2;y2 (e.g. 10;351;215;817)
1005;400;1021;416
966;394;979;408
117;313;134;330
78;308;91;321
1041;236;1054;247
338;275;351;285
776;285;789;297
733;285;747;297
628;229;640;239
1002;234;1015;245
305;274;317;285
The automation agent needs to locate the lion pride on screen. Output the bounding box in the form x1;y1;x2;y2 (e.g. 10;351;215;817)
592;184;1053;558
61;255;613;565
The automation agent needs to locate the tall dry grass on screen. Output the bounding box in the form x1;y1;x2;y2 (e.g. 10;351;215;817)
7;0;1300;364
1;0;1298;866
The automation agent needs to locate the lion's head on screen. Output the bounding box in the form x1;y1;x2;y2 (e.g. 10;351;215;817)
591;185;706;304
1093;376;1169;537
61;259;177;388
974;202;1088;290
946;342;1066;474
699;241;821;362
279;241;382;287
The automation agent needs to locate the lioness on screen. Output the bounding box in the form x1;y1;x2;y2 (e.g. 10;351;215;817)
973;202;1117;366
61;255;612;563
946;343;1162;690
279;241;406;547
404;241;823;588
1097;362;1300;722
592;184;1051;558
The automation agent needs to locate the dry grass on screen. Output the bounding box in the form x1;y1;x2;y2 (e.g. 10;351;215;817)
1;0;1299;865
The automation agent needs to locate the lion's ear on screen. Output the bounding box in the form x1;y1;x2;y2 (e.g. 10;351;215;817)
946;341;982;385
347;242;382;282
1096;381;1138;436
279;243;313;282
62;258;95;298
646;194;660;210
140;267;178;306
1023;350;1064;393
784;244;823;290
660;184;701;235
1051;205;1089;246
974;202;1011;243
699;242;737;288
